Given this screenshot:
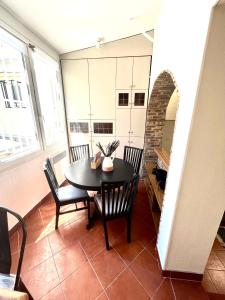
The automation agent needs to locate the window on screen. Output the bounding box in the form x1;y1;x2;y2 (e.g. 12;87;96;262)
32;50;65;146
118;93;129;106
93;122;113;134
70;122;89;133
134;92;145;106
0;29;39;163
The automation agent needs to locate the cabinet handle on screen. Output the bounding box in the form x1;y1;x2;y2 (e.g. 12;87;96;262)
130;131;134;134
130;141;134;144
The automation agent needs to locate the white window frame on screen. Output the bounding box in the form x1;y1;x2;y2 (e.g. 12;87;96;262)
0;26;66;169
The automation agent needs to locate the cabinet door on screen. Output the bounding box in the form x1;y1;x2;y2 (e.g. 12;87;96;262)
116;57;133;89
61;60;90;119
129;136;144;149
130;109;146;137
115;136;130;159
89;58;116;119
132;56;150;90
132;90;148;108
116;109;131;136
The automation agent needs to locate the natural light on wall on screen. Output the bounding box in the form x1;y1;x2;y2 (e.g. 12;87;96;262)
0;29;39;162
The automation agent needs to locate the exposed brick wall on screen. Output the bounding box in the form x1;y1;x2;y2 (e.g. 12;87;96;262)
144;71;176;163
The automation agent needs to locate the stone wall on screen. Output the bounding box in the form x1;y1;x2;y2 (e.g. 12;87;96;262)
144;71;176;163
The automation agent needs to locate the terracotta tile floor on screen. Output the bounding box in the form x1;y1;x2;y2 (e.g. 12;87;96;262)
10;180;225;299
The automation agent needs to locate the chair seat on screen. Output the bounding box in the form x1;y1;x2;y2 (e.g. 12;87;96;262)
57;185;88;203
95;193;126;217
0;273;15;290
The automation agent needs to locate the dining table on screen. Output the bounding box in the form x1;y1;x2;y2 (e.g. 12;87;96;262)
64;157;134;192
64;157;134;228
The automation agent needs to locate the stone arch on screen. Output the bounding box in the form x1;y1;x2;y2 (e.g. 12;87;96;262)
144;71;178;162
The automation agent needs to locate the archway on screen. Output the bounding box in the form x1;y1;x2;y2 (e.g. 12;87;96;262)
144;71;177;163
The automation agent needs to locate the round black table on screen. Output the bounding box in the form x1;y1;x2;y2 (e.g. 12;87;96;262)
64;158;134;191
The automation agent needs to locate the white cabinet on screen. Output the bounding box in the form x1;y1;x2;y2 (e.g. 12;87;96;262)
116;109;130;136
61;60;90;119
130;109;147;137
116;57;133;89
132;56;150;89
62;56;151;161
89;58;116;119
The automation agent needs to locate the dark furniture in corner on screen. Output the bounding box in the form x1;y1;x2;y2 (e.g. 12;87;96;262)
70;144;90;162
0;206;32;299
43;158;90;229
93;175;139;250
123;146;143;175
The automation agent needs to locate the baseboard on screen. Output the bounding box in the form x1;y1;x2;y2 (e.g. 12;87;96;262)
9;180;67;236
156;247;203;281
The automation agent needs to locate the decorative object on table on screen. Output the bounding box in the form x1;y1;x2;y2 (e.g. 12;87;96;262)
96;140;120;172
91;151;101;169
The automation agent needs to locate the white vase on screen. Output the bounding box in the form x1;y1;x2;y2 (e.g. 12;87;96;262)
102;156;113;172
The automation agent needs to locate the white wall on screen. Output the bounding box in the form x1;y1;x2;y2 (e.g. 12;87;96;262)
153;0;225;273
165;88;178;121
60;32;153;59
0;4;68;228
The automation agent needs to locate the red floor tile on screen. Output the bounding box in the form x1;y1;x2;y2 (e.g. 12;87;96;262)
202;271;218;294
22;257;59;299
153;278;175;300
41;285;65;300
47;223;79;255
91;248;126;288
54;242;87;281
207;251;225;271
106;268;149;300
22;237;52;274
80;225;105;259
95;292;108;300
61;262;103;300
114;240;144;265
172;279;209;300
216;251;225;268
208;270;225;294
129;249;163;297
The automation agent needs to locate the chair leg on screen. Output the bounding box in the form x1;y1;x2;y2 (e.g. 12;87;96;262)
103;221;110;250
127;215;131;243
55;206;60;230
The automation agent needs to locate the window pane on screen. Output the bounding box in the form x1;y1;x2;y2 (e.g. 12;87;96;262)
0;34;39;162
32;50;65;146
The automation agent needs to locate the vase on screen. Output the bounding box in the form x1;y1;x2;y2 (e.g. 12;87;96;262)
102;156;113;172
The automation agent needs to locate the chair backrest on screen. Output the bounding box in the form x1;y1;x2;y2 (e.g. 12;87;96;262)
123;146;143;175
43;158;59;203
70;144;90;162
101;175;139;218
0;206;26;289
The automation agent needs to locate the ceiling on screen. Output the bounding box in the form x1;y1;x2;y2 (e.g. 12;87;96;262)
1;0;162;54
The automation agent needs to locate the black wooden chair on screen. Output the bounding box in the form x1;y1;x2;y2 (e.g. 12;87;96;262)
70;144;90;162
93;175;139;250
123;146;143;175
43;158;90;229
0;206;29;294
